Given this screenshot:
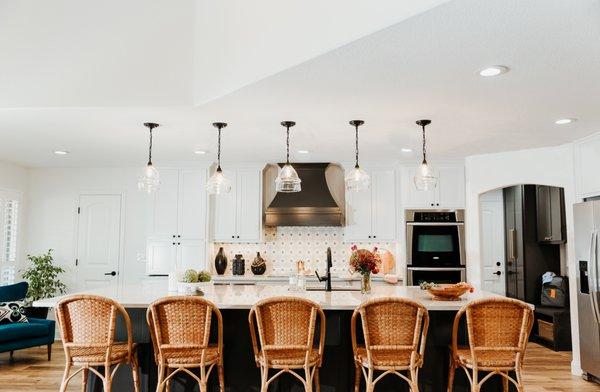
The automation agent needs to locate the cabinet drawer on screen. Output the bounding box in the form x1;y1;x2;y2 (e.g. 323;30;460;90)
537;319;554;342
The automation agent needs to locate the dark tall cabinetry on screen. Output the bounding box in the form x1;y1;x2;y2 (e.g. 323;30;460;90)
503;185;561;304
535;185;566;244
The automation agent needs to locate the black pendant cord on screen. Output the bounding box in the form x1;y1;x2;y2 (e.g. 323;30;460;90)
285;125;290;165
354;124;360;168
421;124;427;164
148;128;153;166
217;127;222;172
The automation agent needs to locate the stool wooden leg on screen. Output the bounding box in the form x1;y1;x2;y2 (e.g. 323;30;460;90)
314;367;320;392
260;366;268;392
366;368;374;392
165;367;172;391
59;363;72;392
103;365;112;392
354;365;361;392
81;367;89;392
218;362;225;391
447;358;455;392
156;364;165;392
131;355;140;392
502;373;509;392
304;366;313;392
410;367;419;392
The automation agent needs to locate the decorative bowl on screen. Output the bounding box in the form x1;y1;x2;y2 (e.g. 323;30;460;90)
427;282;473;301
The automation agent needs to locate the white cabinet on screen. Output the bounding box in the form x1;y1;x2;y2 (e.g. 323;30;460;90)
575;134;600;198
404;165;465;208
344;168;396;242
212;167;262;243
146;168;208;275
146;239;206;275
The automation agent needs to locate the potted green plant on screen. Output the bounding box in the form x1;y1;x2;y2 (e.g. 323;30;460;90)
21;249;66;319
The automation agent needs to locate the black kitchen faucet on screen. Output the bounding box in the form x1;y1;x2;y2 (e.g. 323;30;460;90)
315;247;332;292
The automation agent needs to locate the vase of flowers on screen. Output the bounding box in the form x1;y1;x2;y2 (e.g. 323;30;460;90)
349;245;381;294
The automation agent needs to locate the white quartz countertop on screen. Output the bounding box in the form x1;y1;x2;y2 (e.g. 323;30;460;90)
34;281;504;311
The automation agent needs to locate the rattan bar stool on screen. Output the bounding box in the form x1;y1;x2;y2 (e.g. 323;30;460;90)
147;296;224;392
55;294;139;392
351;297;429;392
447;297;534;392
248;296;326;392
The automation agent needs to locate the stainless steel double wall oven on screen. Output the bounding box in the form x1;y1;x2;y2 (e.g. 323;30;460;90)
406;209;466;285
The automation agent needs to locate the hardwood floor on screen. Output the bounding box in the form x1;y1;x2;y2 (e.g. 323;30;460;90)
0;343;598;391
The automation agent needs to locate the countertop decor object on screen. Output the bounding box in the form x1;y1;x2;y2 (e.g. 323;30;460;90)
232;254;245;276
137;122;160;193
427;282;474;301
206;122;232;195
274;121;301;193
251;252;266;275
349;245;381;294
215;247;227;275
345;120;370;191
380;250;395;274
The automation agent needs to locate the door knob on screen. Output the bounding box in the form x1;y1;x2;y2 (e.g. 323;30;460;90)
493;271;502;276
104;271;117;276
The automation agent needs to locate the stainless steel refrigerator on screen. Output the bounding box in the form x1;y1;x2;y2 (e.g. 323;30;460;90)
574;201;600;382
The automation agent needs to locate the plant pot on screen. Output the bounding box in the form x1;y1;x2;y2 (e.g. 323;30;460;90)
177;282;199;295
25;306;49;319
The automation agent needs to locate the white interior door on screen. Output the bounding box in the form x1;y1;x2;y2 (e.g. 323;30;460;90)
76;194;122;289
480;190;506;295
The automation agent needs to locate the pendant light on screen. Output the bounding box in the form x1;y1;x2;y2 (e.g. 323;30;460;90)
206;122;232;195
137;122;160;193
275;121;301;193
413;119;438;191
345;120;370;191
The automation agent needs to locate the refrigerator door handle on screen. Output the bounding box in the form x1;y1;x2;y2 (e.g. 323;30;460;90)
589;231;600;325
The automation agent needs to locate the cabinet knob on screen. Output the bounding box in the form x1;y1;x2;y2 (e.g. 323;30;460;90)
172;235;176;238
373;235;377;238
231;236;235;239
368;235;372;239
177;242;181;245
178;235;181;238
237;236;240;239
172;242;176;245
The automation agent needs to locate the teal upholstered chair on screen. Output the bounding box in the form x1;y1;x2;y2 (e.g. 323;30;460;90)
0;282;55;361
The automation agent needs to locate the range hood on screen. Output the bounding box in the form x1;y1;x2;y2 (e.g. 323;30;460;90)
265;163;344;226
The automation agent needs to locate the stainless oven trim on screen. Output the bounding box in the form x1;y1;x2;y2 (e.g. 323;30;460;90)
406;220;466;266
406;267;466;285
406;222;464;226
405;209;465;222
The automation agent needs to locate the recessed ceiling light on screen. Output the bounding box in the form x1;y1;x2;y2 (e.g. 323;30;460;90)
555;118;576;125
401;148;413;153
479;65;510;77
53;150;69;155
194;150;207;155
297;150;310;154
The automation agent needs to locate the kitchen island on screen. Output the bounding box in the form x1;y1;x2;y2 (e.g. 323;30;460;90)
36;282;508;391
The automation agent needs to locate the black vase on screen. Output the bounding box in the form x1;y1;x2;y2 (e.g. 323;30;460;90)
215;247;227;275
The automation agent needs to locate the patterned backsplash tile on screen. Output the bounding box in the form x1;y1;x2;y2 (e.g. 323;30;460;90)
213;226;396;276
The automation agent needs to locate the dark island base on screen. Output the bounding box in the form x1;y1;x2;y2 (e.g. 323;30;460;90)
92;309;511;391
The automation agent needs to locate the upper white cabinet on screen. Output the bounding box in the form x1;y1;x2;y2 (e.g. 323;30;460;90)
147;168;208;275
212;167;263;243
575;134;600;199
345;167;396;242
403;165;465;208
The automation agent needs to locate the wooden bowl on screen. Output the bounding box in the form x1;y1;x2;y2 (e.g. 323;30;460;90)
427;283;473;301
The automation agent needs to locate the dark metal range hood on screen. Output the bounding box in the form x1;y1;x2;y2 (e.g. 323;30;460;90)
265;163;343;226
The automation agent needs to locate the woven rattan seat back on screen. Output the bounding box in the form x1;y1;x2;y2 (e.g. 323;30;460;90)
465;298;533;353
359;297;428;351
148;296;214;349
56;295;122;347
254;297;318;349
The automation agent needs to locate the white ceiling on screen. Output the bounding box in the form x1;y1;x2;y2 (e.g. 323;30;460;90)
0;0;599;168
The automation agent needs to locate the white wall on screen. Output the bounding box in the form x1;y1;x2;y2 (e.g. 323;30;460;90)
464;143;580;373
24;167;152;291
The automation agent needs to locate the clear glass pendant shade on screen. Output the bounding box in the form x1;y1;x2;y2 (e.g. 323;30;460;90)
413;161;438;191
345;166;370;191
138;163;160;193
275;163;301;193
207;168;232;195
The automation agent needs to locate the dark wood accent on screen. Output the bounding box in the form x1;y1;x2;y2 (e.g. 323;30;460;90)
536;185;567;244
533;306;572;351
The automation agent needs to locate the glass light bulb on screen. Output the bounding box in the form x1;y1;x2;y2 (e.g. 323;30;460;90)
206;169;232;195
138;164;160;193
345;166;370;191
413;162;438;191
275;163;301;193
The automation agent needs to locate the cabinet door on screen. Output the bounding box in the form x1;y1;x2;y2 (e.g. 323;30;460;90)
178;169;206;239
146;240;177;275
236;169;262;242
536;185;553;242
437;166;465;208
151;169;179;238
177;239;206;271
212;169;238;242
405;166;437;208
576;136;600;197
371;169;396;241
549;187;566;243
344;176;372;241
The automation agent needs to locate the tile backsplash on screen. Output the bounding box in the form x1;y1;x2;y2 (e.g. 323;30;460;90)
213;226;396;276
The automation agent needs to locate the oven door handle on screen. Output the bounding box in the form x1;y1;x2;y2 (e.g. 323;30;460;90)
407;267;465;271
406;222;464;226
